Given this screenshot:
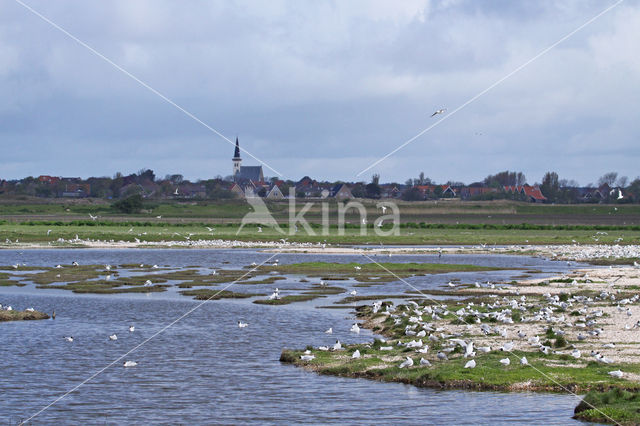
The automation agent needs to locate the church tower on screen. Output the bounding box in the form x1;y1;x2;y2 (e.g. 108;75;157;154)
232;137;242;176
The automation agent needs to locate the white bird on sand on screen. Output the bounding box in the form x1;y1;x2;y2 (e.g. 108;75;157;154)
123;361;137;367
464;360;476;369
431;108;447;117
325;327;333;334
609;370;624;378
129;325;135;333
238;321;248;328
420;358;432;366
109;334;117;341
500;358;510;366
64;336;74;342
399;357;414;368
501;342;514;352
352;350;361;359
350;323;360;334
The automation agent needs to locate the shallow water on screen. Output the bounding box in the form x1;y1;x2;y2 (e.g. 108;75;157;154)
0;249;589;425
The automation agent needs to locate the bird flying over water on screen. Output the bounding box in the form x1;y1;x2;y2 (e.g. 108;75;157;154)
431;108;446;117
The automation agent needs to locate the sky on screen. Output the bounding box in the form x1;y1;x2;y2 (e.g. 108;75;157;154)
1;0;639;186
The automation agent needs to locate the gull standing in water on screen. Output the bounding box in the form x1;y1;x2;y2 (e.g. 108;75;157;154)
109;334;117;341
123;361;137;367
325;327;333;334
129;325;135;333
238;321;249;328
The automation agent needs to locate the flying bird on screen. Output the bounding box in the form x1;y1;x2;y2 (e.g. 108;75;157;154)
430;108;447;117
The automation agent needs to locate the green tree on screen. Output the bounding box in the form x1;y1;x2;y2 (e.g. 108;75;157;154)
540;172;559;202
112;194;143;214
401;187;423;201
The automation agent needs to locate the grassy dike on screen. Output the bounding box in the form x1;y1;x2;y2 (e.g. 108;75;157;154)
280;299;640;424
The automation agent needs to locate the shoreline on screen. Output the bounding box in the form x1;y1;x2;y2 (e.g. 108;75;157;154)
281;263;640;424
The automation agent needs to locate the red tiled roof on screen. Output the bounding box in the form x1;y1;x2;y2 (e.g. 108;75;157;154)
523;185;546;200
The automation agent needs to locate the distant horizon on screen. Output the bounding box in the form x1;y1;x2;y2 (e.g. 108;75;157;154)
2;168;630;189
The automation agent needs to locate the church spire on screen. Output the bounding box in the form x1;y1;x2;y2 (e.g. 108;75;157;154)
233;137;241;159
232;137;242;176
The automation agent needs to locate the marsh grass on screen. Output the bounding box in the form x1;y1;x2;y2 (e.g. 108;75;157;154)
0;309;49;321
574;388;640;424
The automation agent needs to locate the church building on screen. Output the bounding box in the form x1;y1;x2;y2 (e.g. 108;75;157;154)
232;137;264;183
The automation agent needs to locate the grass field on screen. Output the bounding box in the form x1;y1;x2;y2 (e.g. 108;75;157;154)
1;221;640;246
2;198;640;246
2;198;640;225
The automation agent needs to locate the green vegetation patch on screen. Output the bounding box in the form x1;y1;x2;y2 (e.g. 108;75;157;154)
0;309;49;321
180;289;263;300
574;388;640;424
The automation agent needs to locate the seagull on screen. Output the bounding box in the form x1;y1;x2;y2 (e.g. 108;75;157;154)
144;280;153;287
129;325;135;333
123;361;137;367
501;342;514;352
437;352;448;361
520;356;529;366
63;336;74;342
349;290;357;297
238;321;248;328
354;266;361;271
500;358;510;366
380;205;387;213
399;357;414;368
89;213;98;221
258;226;263;233
352;350;361;359
333;340;342;351
571;349;581;359
430;108;447;117
47;229;52;236
325;327;333;334
350;323;360;334
420;358;432;366
72;261;79;266
300;354;315;361
609;370;624;378
206;227;214;232
109;334;117;341
464;360;476;369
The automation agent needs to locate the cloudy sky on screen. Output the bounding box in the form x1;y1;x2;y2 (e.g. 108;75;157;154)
1;0;639;185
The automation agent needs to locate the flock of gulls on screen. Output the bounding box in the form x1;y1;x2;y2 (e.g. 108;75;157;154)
298;263;640;381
